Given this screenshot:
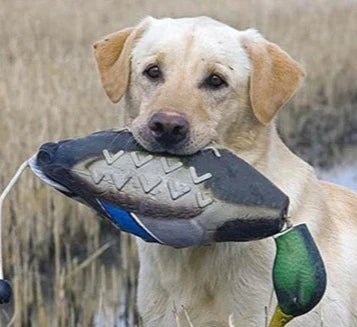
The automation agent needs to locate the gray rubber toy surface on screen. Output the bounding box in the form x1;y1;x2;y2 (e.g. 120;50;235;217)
29;130;289;247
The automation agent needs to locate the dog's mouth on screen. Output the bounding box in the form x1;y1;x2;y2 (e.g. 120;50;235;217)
131;127;212;156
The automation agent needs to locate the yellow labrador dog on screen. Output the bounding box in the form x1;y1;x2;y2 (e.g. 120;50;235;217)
93;17;357;327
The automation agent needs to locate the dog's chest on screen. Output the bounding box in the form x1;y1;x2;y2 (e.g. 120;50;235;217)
137;240;276;326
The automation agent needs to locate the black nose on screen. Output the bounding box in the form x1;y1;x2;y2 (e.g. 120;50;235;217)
148;111;189;146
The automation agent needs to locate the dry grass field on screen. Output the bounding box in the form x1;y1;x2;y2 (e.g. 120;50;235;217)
0;0;356;326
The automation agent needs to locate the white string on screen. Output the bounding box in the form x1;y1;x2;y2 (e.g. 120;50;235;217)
0;161;29;279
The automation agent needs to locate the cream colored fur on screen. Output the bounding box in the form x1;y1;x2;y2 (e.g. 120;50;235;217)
94;17;357;327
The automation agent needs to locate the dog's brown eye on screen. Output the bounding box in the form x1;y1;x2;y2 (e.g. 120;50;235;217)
204;74;227;89
144;65;162;80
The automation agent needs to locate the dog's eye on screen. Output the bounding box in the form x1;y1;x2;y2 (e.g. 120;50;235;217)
144;65;162;80
204;74;227;89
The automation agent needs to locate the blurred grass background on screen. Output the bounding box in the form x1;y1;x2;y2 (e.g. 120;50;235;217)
0;0;356;326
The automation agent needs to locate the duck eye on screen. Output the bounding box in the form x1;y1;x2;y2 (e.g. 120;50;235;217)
144;65;162;80
204;74;227;89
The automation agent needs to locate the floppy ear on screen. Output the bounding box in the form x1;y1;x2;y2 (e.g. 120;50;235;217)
242;31;305;125
93;25;146;103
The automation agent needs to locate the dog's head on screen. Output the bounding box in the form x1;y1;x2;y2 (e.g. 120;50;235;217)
93;17;304;155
